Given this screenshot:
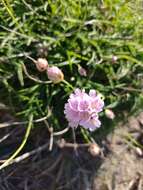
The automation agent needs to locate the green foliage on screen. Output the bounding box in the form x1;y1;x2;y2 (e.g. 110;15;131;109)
0;0;143;138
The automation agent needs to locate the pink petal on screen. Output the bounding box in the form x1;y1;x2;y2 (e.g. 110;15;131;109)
79;117;101;131
89;90;96;97
91;97;104;112
68;98;79;111
64;104;79;122
78;99;90;111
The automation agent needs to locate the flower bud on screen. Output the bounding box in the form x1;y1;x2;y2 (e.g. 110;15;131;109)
88;143;101;157
36;58;48;72
78;66;87;76
135;147;143;157
47;66;64;83
105;109;115;120
112;55;118;63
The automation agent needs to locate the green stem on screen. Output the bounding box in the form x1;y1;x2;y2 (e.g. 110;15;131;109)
0;114;33;170
1;0;24;34
125;133;143;149
118;55;142;66
62;79;74;90
81;128;91;143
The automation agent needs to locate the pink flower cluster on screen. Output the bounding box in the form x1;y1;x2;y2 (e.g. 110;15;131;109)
64;89;104;131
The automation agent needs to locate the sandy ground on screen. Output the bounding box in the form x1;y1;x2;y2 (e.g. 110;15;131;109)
92;113;143;190
0;111;143;190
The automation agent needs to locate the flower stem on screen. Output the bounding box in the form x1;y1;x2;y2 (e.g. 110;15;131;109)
62;79;74;90
0;114;33;170
81;128;91;143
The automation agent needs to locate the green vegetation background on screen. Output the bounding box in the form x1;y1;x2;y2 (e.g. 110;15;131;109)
0;0;143;141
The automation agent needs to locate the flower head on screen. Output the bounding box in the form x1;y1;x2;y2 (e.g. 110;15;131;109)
36;58;48;72
47;66;64;83
64;89;104;131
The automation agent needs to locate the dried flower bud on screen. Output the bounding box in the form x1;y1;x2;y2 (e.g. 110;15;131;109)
47;66;64;83
135;147;143;157
105;109;115;120
112;55;118;63
88;143;101;157
78;66;87;76
36;58;48;72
